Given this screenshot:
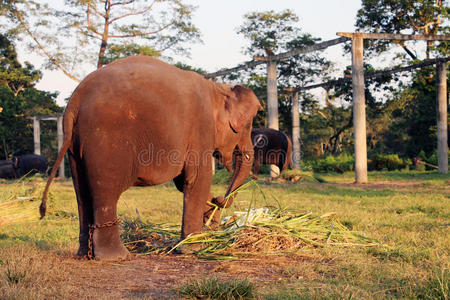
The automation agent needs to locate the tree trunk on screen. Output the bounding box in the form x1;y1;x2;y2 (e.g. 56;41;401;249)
97;1;111;68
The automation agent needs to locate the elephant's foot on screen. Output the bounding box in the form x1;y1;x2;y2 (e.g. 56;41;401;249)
92;225;130;261
94;242;129;261
76;232;89;258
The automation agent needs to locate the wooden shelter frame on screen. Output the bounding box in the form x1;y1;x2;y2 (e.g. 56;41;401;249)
30;114;65;178
206;32;450;182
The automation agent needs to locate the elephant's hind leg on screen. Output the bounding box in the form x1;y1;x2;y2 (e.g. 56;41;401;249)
68;152;93;258
89;184;130;260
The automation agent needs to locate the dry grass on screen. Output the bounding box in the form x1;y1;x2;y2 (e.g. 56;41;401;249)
0;171;448;299
0;177;49;226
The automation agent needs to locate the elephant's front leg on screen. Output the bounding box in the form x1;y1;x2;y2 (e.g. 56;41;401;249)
181;164;213;241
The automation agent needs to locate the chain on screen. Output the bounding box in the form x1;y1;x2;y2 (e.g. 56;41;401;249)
86;218;121;260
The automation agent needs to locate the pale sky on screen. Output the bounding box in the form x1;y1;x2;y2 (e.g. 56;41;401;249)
19;0;363;105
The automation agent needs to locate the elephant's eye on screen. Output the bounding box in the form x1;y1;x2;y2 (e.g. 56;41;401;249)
229;121;238;134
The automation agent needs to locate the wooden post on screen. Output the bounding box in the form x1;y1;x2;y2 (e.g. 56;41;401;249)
291;91;301;169
267;58;280;177
211;156;216;176
57;115;65;178
33;117;41;155
436;62;448;174
351;36;368;183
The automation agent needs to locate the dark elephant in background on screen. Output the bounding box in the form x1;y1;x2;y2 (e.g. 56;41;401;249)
0;160;17;179
12;154;48;177
41;56;262;261
0;154;48;179
251;128;292;175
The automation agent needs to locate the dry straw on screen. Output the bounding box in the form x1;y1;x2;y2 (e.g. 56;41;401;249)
0;176;48;226
122;180;383;260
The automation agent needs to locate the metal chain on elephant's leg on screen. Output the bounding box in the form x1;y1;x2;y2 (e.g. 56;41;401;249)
86;218;121;260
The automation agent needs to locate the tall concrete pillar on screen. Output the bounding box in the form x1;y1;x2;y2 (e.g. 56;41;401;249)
57;115;65;178
291;91;301;169
436;62;448;174
33;117;41;155
267;59;280;177
351;36;368;183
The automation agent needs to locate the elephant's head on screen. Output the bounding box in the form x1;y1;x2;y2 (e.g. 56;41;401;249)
12;156;19;169
213;84;262;204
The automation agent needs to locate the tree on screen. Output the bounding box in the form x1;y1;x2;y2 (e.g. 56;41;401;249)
0;34;61;159
0;34;41;96
7;0;200;81
236;10;332;132
237;10;301;57
355;0;449;59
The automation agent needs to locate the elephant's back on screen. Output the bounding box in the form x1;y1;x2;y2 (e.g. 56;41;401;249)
252;128;288;150
75;56;205;107
72;56;211;131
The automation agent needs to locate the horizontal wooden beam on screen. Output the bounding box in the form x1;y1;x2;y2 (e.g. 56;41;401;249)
291;56;450;92
205;37;350;78
205;59;265;79
337;32;450;41
271;37;349;61
27;113;63;121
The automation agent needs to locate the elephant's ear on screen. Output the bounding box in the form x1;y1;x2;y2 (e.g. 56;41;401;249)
225;85;252;134
12;157;18;168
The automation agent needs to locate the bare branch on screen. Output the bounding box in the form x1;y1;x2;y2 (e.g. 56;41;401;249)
12;4;80;82
87;2;107;19
107;22;174;38
109;6;155;23
109;0;156;23
110;0;135;7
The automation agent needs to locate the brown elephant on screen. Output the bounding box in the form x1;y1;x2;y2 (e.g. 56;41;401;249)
41;56;262;260
251;128;292;176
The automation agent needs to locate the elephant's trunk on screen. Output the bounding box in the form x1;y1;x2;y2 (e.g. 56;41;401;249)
214;139;253;208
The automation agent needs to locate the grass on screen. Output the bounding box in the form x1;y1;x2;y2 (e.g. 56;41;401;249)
0;170;449;299
176;276;255;299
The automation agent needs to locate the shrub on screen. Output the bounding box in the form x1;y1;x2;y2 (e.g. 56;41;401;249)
212;169;233;184
310;154;354;173
369;154;411;171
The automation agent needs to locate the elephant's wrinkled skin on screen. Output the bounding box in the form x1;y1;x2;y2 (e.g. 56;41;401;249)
41;56;262;260
251;128;292;175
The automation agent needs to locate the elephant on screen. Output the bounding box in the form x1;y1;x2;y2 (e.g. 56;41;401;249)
0;154;48;179
251;128;292;176
0;160;17;179
12;154;48;177
40;56;262;261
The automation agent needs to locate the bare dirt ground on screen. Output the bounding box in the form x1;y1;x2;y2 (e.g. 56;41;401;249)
40;251;316;299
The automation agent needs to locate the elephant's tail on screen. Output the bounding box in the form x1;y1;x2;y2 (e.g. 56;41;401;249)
40;112;75;219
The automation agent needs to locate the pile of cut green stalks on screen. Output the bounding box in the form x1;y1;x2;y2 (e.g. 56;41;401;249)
121;181;382;260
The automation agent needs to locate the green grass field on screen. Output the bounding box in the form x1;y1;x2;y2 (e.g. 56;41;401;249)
0;171;449;299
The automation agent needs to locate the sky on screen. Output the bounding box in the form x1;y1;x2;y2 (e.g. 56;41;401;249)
19;0;363;106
